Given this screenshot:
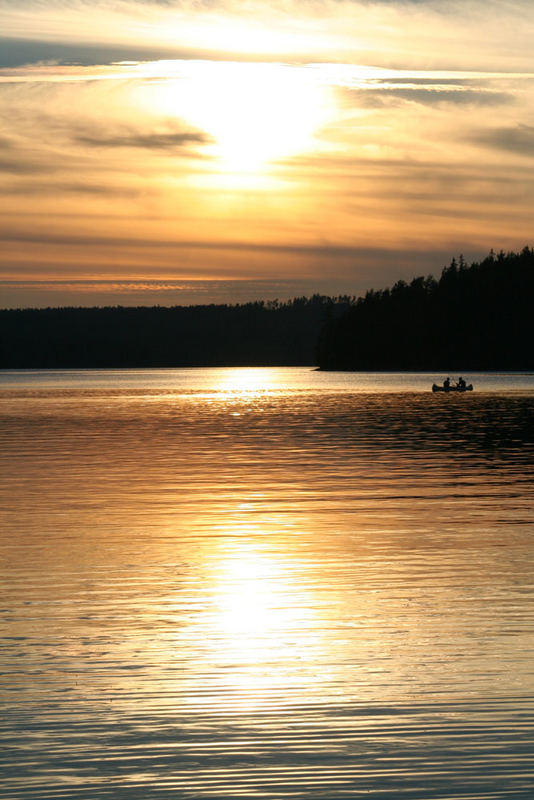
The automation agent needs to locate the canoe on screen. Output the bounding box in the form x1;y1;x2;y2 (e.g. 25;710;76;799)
432;383;473;392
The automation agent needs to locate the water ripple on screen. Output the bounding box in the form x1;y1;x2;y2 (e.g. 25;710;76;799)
1;371;533;798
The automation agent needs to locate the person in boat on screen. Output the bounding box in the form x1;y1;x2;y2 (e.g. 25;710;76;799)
443;377;451;390
457;376;466;389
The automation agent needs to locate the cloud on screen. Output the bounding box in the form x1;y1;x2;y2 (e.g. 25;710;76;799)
0;179;149;196
0;228;368;254
0;156;55;175
75;129;211;149
328;70;522;110
2;0;534;71
0;277;344;309
0;228;487;272
0;37;189;68
471;124;534;159
357;86;513;108
0;242;490;309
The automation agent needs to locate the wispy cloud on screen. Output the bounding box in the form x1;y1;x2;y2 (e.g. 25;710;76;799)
342;84;514;109
75;129;211;149
470;124;534;159
0;276;349;309
0;37;186;68
0;156;55;175
1;0;534;70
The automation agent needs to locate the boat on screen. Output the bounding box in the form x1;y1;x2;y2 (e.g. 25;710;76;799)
432;383;473;393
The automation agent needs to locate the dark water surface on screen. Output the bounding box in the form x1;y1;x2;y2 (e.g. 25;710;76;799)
1;369;534;799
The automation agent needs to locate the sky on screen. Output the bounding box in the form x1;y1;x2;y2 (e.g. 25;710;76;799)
1;0;534;308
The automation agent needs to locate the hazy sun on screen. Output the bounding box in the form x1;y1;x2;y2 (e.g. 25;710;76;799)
147;61;332;172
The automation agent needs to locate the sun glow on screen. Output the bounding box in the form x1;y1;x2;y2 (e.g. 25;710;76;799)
148;61;332;172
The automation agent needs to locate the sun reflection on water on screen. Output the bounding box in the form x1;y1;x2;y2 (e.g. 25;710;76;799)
215;367;278;397
186;526;323;711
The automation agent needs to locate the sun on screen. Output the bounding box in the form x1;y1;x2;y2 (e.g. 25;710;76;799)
146;60;332;173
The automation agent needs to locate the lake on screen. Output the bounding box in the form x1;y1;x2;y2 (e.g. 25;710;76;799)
1;368;533;799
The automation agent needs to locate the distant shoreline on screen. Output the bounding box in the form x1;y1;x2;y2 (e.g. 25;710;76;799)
2;249;532;371
2;366;533;374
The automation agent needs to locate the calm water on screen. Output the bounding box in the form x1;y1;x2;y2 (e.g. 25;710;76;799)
1;368;534;799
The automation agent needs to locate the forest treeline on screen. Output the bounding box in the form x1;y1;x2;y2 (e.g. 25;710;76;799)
1;248;532;369
0;295;354;368
317;248;534;370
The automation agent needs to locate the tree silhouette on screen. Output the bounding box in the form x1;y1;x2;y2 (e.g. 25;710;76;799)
316;248;533;370
0;296;354;368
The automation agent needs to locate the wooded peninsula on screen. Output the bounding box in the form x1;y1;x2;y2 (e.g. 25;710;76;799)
1;248;532;370
317;247;533;371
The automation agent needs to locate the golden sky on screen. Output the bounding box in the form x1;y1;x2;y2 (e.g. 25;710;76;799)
1;0;534;307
